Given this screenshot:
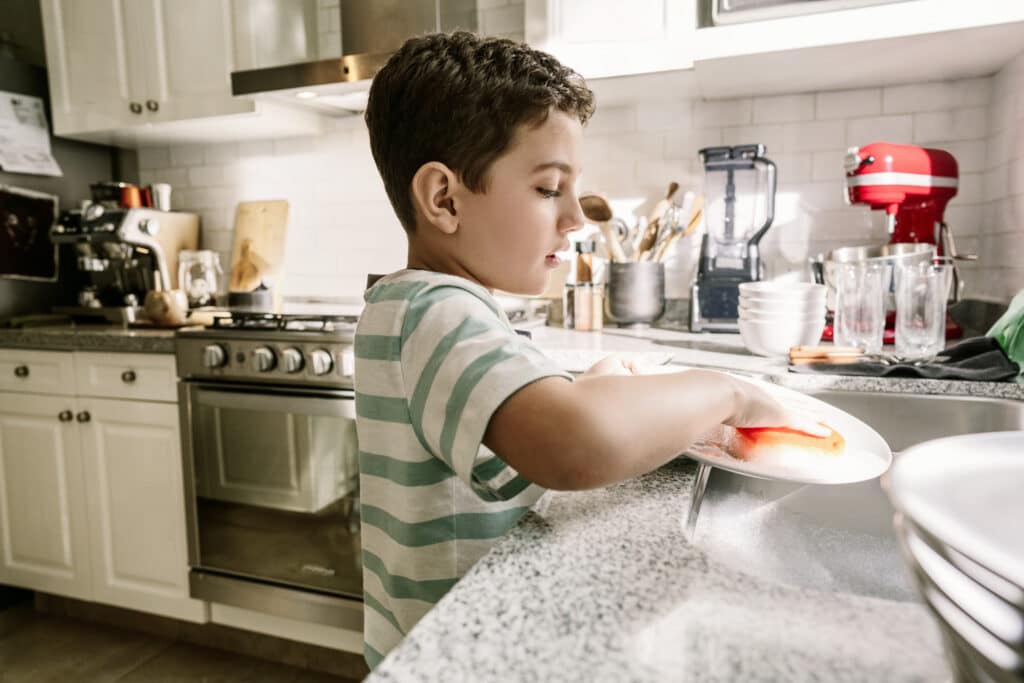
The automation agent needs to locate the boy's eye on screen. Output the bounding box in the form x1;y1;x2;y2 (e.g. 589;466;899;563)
537;188;561;199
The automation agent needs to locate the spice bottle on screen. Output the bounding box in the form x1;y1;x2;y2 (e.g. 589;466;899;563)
573;282;594;331
575;240;594;283
591;282;604;331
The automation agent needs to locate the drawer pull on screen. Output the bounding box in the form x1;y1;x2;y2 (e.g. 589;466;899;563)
13;365;29;378
76;411;91;423
58;410;73;422
121;370;137;383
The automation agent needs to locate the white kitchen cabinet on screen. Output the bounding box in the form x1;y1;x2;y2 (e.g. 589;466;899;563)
525;0;697;79
0;350;207;623
79;397;205;622
40;0;321;146
0;392;92;601
693;0;1024;98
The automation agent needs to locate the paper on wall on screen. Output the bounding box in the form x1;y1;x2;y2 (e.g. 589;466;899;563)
0;91;63;177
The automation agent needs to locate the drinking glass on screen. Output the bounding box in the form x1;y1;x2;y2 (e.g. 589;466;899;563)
834;262;885;353
895;260;953;360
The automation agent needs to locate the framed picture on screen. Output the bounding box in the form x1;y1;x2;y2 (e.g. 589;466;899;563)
0;185;58;281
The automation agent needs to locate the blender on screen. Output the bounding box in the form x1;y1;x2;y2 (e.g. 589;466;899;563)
690;144;777;332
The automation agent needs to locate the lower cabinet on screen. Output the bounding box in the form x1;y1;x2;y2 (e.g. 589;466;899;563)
0;350;207;623
0;392;92;601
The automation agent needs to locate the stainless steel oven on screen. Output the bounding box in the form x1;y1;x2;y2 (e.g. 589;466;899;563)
176;311;363;631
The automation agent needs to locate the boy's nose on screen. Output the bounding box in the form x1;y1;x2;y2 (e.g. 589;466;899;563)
560;195;585;233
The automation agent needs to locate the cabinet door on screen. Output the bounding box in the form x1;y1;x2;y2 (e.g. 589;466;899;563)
0;393;92;600
79;398;207;623
130;0;253;123
40;0;146;135
525;0;696;78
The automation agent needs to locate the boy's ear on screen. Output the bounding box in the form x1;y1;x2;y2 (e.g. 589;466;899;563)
411;162;460;235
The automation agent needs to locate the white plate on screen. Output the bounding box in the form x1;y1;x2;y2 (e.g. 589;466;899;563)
886;431;1024;593
639;366;893;485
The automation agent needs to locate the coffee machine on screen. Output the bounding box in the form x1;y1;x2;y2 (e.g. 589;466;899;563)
51;205;199;323
690;144;777;332
842;142;972;340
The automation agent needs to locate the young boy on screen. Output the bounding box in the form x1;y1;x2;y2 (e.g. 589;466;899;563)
355;31;819;668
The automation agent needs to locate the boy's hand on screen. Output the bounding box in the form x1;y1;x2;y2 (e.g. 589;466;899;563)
582;354;638;378
725;377;830;437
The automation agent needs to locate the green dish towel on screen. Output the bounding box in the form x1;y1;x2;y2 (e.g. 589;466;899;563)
988;290;1024;370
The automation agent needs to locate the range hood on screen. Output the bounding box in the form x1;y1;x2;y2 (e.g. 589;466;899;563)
231;0;479;114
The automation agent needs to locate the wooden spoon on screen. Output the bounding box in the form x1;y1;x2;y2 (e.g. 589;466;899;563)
635;181;680;261
579;193;627;263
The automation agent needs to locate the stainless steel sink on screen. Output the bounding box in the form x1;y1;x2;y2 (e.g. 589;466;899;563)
688;390;1024;602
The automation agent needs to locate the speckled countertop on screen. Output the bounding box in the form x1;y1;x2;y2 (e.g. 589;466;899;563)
367;324;1022;682
0;323;180;354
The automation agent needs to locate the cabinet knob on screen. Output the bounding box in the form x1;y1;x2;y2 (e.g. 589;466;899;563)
76;411;91;423
121;369;137;383
130;102;143;114
58;410;73;422
146;99;159;112
13;364;29;378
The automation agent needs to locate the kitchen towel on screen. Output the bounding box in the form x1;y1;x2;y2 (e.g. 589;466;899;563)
789;336;1020;381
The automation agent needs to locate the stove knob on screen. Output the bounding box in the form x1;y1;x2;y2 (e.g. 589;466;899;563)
202;344;227;368
309;349;333;376
281;347;304;373
251;346;277;372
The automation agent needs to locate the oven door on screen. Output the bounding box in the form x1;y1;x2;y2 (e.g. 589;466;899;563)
179;381;362;608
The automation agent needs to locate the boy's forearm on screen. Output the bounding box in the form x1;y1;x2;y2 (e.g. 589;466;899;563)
564;369;739;487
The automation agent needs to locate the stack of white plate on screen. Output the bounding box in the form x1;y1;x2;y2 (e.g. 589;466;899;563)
886;431;1024;682
736;282;827;357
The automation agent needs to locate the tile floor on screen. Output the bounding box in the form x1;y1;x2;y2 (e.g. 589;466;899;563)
0;601;364;682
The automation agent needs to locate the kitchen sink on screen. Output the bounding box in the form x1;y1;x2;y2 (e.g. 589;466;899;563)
688;390;1024;602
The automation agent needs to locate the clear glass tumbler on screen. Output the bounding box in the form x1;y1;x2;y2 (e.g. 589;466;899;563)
895;260;953;360
834;262;885;353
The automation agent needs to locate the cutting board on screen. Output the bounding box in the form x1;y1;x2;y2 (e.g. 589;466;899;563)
229;200;289;309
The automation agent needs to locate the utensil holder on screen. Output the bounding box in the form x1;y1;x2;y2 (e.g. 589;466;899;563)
606;262;665;327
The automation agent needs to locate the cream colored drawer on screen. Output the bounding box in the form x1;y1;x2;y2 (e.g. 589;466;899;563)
74;352;177;402
0;349;76;395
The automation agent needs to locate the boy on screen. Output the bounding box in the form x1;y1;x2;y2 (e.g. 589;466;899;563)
355;31;820;668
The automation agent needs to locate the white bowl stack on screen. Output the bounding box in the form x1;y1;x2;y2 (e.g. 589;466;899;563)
736;282;827;357
886;432;1024;682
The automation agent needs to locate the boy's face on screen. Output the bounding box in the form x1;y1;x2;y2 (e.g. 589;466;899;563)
449;110;585;295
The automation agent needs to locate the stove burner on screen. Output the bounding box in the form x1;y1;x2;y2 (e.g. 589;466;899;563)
211;311;359;332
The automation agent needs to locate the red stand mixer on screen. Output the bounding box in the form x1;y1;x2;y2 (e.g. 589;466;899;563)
820;142;973;343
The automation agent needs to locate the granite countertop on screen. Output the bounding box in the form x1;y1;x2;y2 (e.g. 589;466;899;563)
367;324;1022;682
0;323;181;354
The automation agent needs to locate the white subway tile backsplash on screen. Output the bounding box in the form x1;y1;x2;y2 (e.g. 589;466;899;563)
140;63;1024;302
913;107;988;144
694;98;752;127
815;88;881;121
753;94;814;124
783;120;845;152
883;78;991;114
846;115;914;146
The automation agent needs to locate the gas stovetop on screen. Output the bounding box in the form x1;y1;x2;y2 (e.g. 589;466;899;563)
175;308;359;388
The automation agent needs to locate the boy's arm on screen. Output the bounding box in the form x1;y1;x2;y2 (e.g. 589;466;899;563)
483;369;816;491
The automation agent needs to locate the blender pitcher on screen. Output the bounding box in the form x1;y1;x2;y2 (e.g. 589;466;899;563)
690;145;777;332
178;250;223;308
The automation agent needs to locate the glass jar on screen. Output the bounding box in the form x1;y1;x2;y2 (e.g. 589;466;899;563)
178;249;223;308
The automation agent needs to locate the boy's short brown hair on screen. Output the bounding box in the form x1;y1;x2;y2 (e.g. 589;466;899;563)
365;31;595;233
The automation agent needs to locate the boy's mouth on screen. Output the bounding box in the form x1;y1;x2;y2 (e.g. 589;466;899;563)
544;253;561;267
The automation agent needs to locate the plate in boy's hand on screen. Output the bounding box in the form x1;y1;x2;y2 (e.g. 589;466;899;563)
639;366;892;485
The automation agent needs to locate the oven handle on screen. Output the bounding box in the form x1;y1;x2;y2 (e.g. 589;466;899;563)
188;385;356;419
182;380;355;400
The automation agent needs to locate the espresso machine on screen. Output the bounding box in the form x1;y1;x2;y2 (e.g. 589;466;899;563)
51;205;199;323
840;142;972;341
690;144;777;332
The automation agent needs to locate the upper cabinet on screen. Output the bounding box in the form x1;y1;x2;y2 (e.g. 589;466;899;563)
692;0;1024;97
525;0;697;79
40;0;321;147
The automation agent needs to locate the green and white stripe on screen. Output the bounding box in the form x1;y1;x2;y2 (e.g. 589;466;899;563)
354;270;570;667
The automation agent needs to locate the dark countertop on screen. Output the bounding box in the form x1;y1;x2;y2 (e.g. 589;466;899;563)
0;324;180;354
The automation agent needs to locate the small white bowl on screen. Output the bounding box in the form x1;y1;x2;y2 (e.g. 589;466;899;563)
738;281;827;299
738;298;826;316
738;316;826;357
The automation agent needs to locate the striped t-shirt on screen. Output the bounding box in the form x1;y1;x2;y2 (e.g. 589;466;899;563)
354;269;571;667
